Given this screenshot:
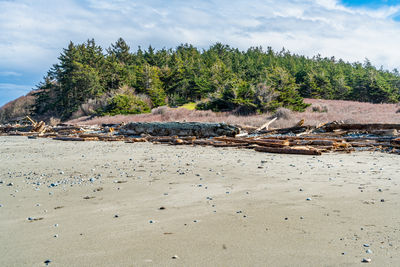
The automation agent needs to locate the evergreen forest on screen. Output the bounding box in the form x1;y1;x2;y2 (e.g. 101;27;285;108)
32;38;400;120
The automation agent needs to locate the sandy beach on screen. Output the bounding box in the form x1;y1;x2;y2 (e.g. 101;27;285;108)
0;136;399;266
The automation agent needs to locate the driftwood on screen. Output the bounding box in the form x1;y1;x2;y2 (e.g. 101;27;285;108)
254;146;322;155
254;117;277;132
213;136;289;147
323;123;400;131
125;137;148;143
259;125;313;135
3;120;400;156
53;137;87;141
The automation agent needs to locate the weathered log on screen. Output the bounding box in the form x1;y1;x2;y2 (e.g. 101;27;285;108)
125;138;148;143
119;122;240;137
289;140;337;146
212;142;249;147
52;126;83;132
254;146;322;155
213;136;289;147
324;123;400;131
53;137;86;141
213;136;251;143
252;140;289;147
8;131;36;136
258;125;314;135
193;140;215;146
391;138;400;145
147;136;179;142
261;136;344;142
32;121;46;133
97;136;125;141
254;117;277;132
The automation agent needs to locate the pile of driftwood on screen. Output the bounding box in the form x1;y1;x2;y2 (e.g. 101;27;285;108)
1;118;400;156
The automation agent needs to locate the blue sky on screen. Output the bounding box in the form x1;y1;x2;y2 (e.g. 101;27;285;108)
1;0;400;107
342;0;399;7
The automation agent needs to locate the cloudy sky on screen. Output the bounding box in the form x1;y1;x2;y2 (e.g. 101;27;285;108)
1;0;400;106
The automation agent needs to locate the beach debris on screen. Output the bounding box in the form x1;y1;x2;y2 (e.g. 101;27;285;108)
366;249;372;254
44;259;52;265
27;217;43;222
361;258;371;263
363;244;370;247
306;198;312;201
171;255;179;259
2;120;400;155
120;122;239;137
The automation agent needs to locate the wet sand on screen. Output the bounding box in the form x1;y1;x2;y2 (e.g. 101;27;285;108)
0;136;399;266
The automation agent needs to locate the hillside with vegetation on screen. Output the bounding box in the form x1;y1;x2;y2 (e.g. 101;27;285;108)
4;38;400;122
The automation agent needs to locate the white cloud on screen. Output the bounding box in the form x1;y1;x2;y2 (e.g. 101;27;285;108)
0;71;21;77
1;0;400;79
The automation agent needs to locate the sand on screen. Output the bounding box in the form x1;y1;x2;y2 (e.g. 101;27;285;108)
0;136;399;266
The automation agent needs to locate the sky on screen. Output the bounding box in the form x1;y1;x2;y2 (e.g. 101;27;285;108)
1;0;400;107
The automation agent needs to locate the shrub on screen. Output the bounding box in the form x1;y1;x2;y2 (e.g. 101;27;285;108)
102;94;150;116
312;104;328;113
151;106;169;115
274;107;292;120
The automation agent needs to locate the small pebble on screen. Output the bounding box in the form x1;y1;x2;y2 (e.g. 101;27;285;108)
149;220;154;224
380;199;385;202
284;217;288;220
306;198;312;201
114;214;119;218
300;216;304;219
366;249;372;254
361;258;371;263
44;259;52;265
171;255;179;259
53;234;58;238
363;244;370;247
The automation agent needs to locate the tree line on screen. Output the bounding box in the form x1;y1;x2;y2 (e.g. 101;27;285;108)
33;38;400;120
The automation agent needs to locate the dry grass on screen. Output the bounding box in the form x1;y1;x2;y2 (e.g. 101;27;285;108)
65;99;400;128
